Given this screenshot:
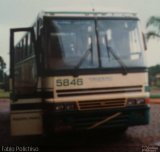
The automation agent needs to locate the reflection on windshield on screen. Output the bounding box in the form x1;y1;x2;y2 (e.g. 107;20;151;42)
106;45;128;75
45;20;98;70
75;36;93;69
98;20;146;68
44;19;146;70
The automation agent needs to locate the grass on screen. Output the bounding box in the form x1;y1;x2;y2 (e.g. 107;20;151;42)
0;89;9;98
150;94;160;99
150;86;160;91
150;85;160;99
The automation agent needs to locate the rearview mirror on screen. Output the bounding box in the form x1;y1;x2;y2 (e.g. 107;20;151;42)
142;33;147;51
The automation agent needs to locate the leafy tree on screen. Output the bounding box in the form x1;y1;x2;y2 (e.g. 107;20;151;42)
146;17;160;86
0;56;6;89
0;56;6;71
148;64;160;86
146;16;160;40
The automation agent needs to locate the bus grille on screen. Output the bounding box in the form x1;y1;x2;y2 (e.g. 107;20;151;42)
56;85;142;97
78;98;126;110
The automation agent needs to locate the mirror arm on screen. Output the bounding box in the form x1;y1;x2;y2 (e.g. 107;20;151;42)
142;32;147;51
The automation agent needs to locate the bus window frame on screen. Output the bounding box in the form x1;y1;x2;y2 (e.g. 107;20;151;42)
41;16;147;76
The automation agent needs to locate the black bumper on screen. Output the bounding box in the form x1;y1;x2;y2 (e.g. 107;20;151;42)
43;105;150;133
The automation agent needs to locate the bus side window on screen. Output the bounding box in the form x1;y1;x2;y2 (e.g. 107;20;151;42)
28;33;32;56
13;29;37;96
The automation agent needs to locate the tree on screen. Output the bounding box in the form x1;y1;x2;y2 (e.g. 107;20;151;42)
0;56;6;71
146;16;160;40
0;56;6;89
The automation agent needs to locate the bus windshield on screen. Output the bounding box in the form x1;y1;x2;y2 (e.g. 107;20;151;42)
44;19;146;70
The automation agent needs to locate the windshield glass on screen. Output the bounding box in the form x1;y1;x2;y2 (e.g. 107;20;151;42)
97;19;146;68
44;19;146;71
45;20;98;70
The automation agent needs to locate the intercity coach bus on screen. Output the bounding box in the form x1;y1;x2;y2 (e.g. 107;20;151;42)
10;9;150;136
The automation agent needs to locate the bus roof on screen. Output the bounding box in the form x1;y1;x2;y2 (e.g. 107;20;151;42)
38;8;137;19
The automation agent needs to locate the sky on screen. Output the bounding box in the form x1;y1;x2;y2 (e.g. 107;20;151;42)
0;0;160;72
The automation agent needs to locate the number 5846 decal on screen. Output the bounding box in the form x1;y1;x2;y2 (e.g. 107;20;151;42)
56;78;83;87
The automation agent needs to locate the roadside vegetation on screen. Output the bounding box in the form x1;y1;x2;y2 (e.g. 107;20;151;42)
149;65;160;88
0;56;9;98
146;16;160;98
148;65;160;98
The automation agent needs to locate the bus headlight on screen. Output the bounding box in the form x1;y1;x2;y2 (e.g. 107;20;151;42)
66;104;75;110
55;104;65;111
54;103;77;111
136;99;145;104
127;98;145;106
127;99;136;106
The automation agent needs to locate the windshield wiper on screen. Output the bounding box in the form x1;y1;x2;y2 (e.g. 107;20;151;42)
74;40;93;70
73;43;92;77
107;46;128;75
105;36;128;75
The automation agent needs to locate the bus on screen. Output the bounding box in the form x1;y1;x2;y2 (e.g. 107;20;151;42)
10;9;150;136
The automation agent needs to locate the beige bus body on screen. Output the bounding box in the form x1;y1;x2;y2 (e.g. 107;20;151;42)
10;10;149;136
11;72;149;135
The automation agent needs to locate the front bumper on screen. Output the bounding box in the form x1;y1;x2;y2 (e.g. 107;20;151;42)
43;105;150;133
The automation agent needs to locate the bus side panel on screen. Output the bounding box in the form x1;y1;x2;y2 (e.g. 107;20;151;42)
11;103;43;136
